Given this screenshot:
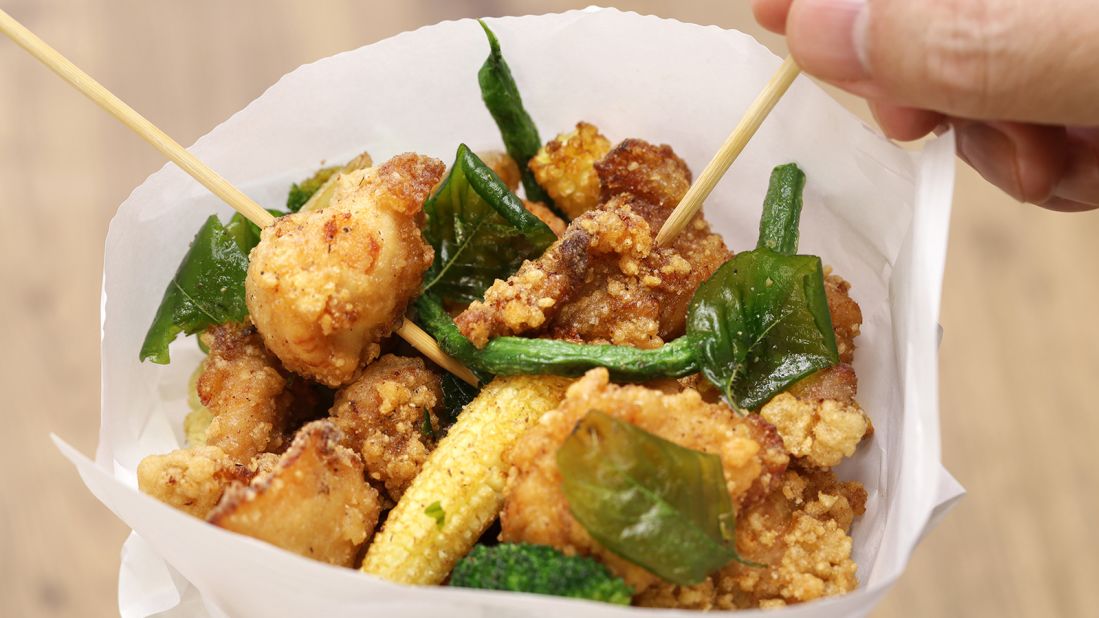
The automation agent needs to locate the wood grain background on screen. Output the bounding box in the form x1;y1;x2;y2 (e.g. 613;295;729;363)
2;1;1095;616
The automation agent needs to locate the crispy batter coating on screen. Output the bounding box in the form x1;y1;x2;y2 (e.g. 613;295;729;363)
476;150;521;192
523;200;567;237
788;363;859;403
637;467;866;609
137;446;257;518
824;270;862;363
457;138;723;348
500;369;788;593
246;153;443;387
595;138;692;213
760;393;870;468
529;122;612;218
197;323;294;460
208;420;381;567
456;195;729;348
330;354;443;502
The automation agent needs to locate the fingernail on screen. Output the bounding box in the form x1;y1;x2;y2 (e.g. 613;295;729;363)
956;124;1025;201
788;0;871;81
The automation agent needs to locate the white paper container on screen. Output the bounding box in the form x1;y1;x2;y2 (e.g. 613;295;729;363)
54;8;963;617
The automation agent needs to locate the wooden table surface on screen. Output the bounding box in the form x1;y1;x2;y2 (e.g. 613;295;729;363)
2;1;1095;616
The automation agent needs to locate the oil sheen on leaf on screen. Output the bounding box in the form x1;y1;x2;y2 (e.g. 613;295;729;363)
687;249;837;410
140;215;252;364
421;144;555;304
557;411;739;585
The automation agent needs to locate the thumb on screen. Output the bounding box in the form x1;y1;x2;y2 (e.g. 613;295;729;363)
784;0;1099;125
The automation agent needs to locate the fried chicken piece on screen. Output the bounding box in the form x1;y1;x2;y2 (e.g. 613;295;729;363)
824;271;862;363
500;369;788;594
523;200;567;237
595;137;692;213
636;467;866;609
246;153;443;387
330;354;443;501
457;138;725;348
476;150;521;192
208;420;381;567
195;323;296;460
760;392;870;468
529;122;612;218
137;446;259;518
456;195;729;348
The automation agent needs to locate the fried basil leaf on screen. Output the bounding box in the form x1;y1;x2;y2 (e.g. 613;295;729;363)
140;215;251;364
421;144;555;304
438;370;479;428
686;163;836;410
557;411;740;585
687;250;837;410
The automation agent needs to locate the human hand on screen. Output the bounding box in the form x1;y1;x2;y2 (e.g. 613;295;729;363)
751;0;1099;211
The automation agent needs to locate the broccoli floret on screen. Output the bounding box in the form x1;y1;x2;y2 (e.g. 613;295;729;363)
449;543;632;605
286;165;339;212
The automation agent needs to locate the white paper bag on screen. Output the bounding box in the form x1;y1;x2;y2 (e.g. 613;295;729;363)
55;8;963;617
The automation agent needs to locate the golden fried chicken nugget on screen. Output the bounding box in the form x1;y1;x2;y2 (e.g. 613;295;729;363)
246;153;443;387
208;420;381;567
636;467;866;609
500;369;788;593
330;354;443;501
760;393;870;468
529;122;612;218
137;446;256;518
196;323;294;460
456;193;729;349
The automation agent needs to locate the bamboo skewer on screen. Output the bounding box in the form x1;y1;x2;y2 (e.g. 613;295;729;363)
0;8;479;386
656;55;801;246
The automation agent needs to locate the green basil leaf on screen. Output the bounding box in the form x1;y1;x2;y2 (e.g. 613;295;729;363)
557;411;739;585
476;20;562;216
140;215;251;364
687;250;837;410
422;144;556;304
438;370;479;428
223;212;262;254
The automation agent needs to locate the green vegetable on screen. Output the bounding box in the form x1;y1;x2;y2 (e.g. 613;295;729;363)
424;501;446;529
140;216;252;364
478;336;698;381
450;543;633;605
420;408;436;441
286;165;339;212
223;212;263;254
687;251;836;410
421;144;556;304
557;411;744;585
438;371;479;428
477;21;561;216
415;163;836;409
687;164;837;409
416;294;696;381
755;163;806;255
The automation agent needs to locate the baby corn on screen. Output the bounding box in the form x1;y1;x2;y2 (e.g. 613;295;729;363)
361;375;570;585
